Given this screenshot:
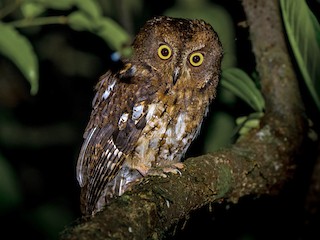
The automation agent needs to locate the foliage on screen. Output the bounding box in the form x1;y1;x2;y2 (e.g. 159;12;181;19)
0;22;38;94
220;68;265;136
280;0;320;111
221;68;264;112
0;0;130;95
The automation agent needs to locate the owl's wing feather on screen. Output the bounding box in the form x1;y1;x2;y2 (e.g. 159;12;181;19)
86;129;127;213
76;65;154;215
76;127;96;187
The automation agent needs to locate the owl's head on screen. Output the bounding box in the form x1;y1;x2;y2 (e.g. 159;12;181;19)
132;16;223;90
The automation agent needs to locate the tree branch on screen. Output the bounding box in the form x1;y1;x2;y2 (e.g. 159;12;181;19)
61;0;307;239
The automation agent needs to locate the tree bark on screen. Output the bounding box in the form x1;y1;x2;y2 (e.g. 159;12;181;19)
60;0;307;239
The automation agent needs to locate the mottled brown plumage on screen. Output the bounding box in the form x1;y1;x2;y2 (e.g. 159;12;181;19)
76;16;223;215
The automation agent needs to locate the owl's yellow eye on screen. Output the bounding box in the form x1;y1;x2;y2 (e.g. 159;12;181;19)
189;52;204;67
158;45;172;60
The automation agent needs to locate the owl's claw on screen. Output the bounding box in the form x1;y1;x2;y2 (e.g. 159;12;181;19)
147;162;185;177
162;162;184;175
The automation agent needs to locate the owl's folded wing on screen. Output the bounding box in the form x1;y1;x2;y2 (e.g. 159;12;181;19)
76;70;148;215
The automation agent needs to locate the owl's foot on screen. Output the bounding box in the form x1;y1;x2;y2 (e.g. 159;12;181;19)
147;162;185;178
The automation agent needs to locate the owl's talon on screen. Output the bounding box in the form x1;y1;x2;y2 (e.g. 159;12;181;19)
172;162;184;170
163;162;184;175
147;162;185;177
163;168;182;176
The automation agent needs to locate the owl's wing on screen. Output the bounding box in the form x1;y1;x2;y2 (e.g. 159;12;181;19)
76;68;150;215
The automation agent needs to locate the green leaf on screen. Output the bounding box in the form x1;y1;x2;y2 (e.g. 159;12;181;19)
20;2;46;18
75;0;102;20
309;10;320;46
32;0;75;10
96;17;131;52
0;22;38;94
68;12;131;56
235;112;264;136
0;153;22;214
280;0;320;110
221;68;265;112
23;0;102;16
68;11;96;32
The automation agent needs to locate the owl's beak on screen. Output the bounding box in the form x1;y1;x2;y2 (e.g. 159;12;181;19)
173;67;181;85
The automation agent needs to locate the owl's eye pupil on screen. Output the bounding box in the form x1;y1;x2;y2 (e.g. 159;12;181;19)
192;55;200;63
161;48;169;56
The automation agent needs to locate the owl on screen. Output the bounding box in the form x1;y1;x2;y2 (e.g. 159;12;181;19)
76;16;223;216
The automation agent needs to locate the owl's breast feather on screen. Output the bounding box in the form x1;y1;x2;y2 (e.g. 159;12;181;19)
128;91;208;174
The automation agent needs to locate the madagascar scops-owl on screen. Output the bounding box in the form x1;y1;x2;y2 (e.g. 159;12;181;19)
76;16;223;215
